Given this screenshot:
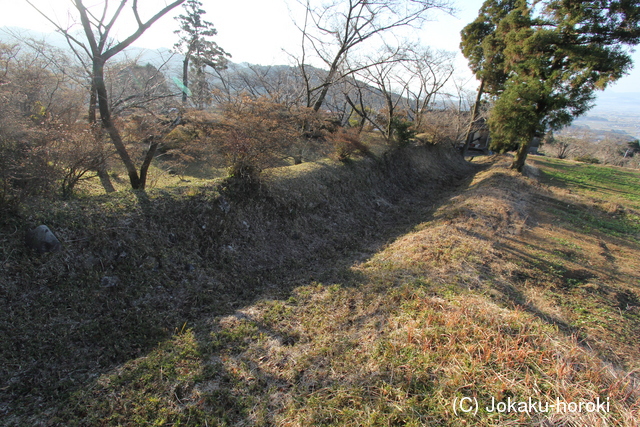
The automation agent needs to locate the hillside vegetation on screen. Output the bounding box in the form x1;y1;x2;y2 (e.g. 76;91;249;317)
1;147;639;426
3;1;640;424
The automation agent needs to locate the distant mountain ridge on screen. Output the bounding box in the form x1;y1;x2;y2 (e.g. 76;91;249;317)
0;26;184;75
3;26;639;117
0;26;403;116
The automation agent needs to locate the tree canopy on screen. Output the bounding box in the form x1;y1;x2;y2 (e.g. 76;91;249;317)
174;0;229;107
461;0;640;171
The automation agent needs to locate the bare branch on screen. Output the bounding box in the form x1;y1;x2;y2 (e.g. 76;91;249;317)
100;0;129;51
24;1;90;56
102;0;185;59
293;0;454;112
132;0;144;28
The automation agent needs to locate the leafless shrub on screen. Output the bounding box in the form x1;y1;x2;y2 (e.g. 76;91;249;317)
214;97;323;178
51;124;109;198
325;127;372;161
549;128;639;168
546;136;577;159
418;108;468;146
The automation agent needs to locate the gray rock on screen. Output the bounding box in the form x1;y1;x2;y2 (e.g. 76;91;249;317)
25;225;62;254
219;196;230;214
100;276;120;288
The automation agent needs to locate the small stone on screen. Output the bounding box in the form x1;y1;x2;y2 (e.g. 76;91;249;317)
100;276;120;288
25;225;62;254
219;196;230;214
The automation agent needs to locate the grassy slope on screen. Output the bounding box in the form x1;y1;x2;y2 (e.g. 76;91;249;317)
0;144;471;425
1;150;639;426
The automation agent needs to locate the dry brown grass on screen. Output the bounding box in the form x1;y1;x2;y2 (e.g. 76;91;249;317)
0;144;474;425
3;151;639;426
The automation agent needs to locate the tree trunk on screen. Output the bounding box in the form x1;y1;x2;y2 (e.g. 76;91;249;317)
182;54;190;105
462;78;485;157
311;55;342;112
312;83;331;113
88;83;115;194
139;140;159;189
381;90;393;143
88;80;97;124
93;56;142;189
511;137;532;172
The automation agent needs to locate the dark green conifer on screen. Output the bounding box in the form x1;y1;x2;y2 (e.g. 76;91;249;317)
461;0;640;171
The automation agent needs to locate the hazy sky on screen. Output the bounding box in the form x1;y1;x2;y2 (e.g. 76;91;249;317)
1;0;639;95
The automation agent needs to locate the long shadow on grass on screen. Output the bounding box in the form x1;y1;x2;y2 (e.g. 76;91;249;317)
531;158;640;209
450;226;578;337
427;168;638;369
0;146;483;424
484;192;640;367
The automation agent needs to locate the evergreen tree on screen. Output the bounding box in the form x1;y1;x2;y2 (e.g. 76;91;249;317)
174;0;229;108
461;0;640;171
460;0;516;95
459;0;518;156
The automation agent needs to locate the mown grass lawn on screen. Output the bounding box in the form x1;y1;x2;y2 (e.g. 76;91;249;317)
532;156;640;210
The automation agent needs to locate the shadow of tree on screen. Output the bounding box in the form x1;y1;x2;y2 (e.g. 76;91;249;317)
28;154;640;425
0;145;482;424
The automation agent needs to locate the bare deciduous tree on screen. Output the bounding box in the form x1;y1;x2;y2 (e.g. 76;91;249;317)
399;47;454;130
418;78;476;146
27;0;185;190
292;0;453;112
548;137;574;159
351;46;408;142
107;58;175;117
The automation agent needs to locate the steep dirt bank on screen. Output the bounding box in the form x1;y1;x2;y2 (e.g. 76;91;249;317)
0;144;478;422
43;156;640;426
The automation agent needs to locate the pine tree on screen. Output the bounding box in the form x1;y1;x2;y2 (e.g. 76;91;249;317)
459;0;518;156
174;0;229;108
461;0;640;171
460;0;517;95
